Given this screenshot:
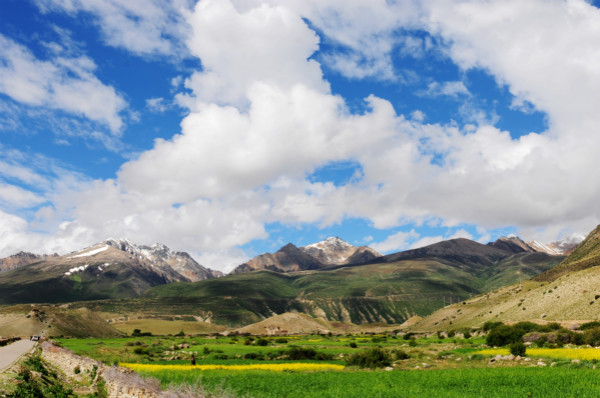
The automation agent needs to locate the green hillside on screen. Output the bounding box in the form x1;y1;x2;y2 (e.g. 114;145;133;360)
88;251;559;327
0;259;168;304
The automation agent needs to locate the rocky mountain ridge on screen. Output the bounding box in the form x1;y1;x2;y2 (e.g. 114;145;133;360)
0;251;58;272
230;237;382;274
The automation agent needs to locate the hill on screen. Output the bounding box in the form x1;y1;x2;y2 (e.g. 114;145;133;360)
411;225;600;332
0;305;122;338
534;225;600;282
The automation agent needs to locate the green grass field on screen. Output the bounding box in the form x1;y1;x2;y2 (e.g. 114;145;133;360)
54;332;600;398
144;367;600;398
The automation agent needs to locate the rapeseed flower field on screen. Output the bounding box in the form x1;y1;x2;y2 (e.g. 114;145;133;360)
479;347;600;361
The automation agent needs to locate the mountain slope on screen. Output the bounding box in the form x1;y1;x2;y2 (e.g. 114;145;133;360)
132;241;561;327
230;237;381;274
380;238;512;270
0;239;220;304
534;225;600;282
487;236;535;254
301;237;381;266
231;243;323;274
0;252;57;272
411;226;598;332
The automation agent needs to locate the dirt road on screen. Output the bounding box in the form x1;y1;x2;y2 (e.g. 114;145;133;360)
0;340;36;371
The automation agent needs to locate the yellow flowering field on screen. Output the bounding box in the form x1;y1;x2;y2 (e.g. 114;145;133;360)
479;347;600;361
120;362;345;372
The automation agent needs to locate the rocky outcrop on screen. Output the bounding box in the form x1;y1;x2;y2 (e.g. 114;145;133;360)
41;342;165;398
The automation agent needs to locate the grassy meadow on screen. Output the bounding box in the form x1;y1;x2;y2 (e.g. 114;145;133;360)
53;331;600;398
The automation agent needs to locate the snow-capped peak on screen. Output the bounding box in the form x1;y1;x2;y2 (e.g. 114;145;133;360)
305;236;353;250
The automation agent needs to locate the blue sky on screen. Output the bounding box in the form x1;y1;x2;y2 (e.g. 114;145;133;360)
0;0;598;272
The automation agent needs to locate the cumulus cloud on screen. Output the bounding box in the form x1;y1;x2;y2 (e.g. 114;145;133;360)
371;230;420;253
0;34;127;134
179;0;326;106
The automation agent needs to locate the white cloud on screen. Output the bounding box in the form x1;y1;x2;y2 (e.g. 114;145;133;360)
371;230;419;253
271;0;423;80
0;34;127;134
146;97;169;113
423;0;600;133
34;0;192;57
179;0;327;107
419;81;470;98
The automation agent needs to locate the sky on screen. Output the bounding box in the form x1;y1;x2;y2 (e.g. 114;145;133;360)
0;0;599;272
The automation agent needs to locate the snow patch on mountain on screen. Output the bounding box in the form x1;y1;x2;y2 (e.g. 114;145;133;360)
70;245;109;258
65;264;88;276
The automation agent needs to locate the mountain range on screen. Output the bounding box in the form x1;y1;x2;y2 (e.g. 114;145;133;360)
44;235;565;327
0;233;580;328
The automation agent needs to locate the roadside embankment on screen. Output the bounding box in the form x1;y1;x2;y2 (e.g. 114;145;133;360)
41;341;166;398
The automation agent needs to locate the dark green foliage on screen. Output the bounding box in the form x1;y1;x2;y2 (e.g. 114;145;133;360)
24;356;47;375
403;333;415;340
408;339;418;347
584;327;600;346
437;331;445;340
349;342;357;348
255;338;269;346
482;321;503;332
242;352;265;360
132;347;149;355
175;330;185;337
579;321;600;330
131;329;152;337
463;331;471;339
486;322;574;347
285;347;332;361
274;338;288;344
486;325;525;347
6;360;76;398
345;348;392;368
393;349;410;360
509;342;526;356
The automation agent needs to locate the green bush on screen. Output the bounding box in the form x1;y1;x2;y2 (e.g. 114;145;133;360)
243;352;265;360
584;327;600;346
274;338;288;344
285;347;332;361
255;338;269;346
482;321;503;331
394;349;410;360
345;348;392;368
579;321;600;330
509;341;527;356
349;342;358;348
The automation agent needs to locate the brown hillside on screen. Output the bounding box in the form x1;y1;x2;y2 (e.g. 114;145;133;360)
535;224;600;282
